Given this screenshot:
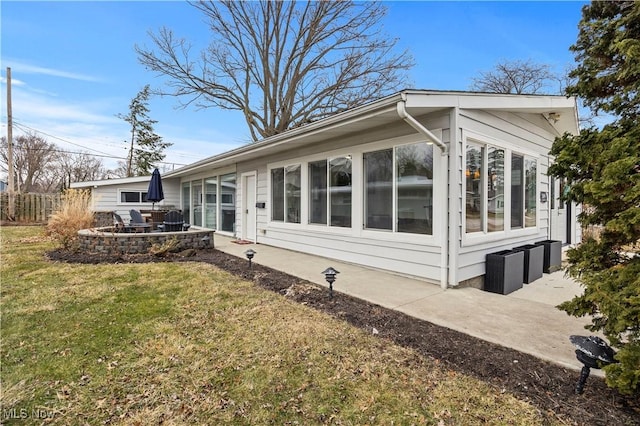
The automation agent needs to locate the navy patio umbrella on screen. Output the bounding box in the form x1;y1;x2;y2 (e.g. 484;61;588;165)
147;168;165;210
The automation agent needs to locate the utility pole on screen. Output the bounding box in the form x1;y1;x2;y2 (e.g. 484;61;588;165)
6;67;15;220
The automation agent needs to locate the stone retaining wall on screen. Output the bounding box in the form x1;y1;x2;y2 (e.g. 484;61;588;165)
77;227;215;255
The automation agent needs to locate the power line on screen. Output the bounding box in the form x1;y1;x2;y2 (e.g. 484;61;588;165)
13;121;119;158
5;116;210;161
9;122;188;167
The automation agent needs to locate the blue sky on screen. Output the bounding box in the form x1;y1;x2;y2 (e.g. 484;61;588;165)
1;1;586;173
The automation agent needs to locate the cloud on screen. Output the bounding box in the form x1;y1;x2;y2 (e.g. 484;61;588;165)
6;59;102;83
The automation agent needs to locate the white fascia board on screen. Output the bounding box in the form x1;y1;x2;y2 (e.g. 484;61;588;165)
166;93;404;178
70;176;151;188
403;90;576;111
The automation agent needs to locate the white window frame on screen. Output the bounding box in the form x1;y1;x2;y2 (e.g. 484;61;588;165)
266;132;443;245
116;189;148;205
462;131;540;246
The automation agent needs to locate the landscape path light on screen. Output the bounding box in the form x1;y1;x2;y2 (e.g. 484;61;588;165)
200;235;211;249
569;335;617;394
321;267;340;298
244;248;256;268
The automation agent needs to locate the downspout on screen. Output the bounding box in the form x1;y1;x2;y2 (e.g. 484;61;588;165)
396;95;449;290
396;96;448;155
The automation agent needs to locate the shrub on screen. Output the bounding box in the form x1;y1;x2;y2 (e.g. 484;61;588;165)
46;189;94;249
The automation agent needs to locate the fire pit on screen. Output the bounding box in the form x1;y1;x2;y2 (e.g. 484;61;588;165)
77;227;215;255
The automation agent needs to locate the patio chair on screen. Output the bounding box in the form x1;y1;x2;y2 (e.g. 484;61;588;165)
112;212;132;233
158;210;191;232
129;209;151;233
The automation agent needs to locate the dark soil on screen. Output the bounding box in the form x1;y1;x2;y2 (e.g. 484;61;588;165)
47;247;640;425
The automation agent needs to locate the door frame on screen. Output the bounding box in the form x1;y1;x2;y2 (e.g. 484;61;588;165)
241;171;257;242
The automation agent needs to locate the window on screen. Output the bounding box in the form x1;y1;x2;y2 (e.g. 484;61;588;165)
511;154;524;229
329;157;352;227
364;142;433;235
271;168;285;221
286;165;301;223
119;191;148;203
396;143;433;234
511;154;537;229
525;158;537;227
465;139;537;235
192;181;203;227
204;177;217;229
182;174;236;232
488;147;505;232
182;183;190;222
364;149;392;230
271;165;301;223
220;173;236;232
465;144;483;233
309;160;327;224
306;157;352;228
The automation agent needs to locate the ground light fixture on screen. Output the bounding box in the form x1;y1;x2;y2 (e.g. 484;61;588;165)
244;249;256;268
200;235;211;249
321;267;340;298
569;335;617;394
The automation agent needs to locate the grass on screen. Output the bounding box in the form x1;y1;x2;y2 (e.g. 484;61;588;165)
0;226;555;425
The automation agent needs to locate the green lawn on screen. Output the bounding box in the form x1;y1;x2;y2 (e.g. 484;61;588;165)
0;226;553;425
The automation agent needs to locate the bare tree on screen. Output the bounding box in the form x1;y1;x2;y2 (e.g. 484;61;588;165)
136;0;413;141
470;59;556;95
1;133;56;192
52;151;108;191
1;133;109;192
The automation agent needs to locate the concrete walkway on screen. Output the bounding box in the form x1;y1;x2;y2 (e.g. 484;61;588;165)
214;235;594;373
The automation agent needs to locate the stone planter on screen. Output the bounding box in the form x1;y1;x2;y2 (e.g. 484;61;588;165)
485;250;524;295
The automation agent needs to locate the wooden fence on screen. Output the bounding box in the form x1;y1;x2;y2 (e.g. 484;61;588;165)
0;193;62;223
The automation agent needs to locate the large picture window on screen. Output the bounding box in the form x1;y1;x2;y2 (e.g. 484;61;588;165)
364;142;433;235
271;165;301;224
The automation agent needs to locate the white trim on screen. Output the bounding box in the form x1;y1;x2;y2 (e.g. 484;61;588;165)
264;132;445;244
241;171;257;242
116;188;150;205
461;130;542;247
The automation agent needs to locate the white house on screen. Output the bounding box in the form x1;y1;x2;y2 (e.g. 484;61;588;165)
72;90;581;289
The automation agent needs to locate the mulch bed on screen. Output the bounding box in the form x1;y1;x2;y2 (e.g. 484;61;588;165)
47;247;640;425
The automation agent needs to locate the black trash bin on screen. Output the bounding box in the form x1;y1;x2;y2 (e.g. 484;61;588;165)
534;240;562;273
485;250;524;295
513;244;544;284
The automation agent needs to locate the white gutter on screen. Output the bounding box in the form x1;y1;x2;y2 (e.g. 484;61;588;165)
397;93;449;290
396;94;448;155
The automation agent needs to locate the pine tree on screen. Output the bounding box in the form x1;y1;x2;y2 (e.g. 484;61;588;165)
119;85;172;177
549;1;640;395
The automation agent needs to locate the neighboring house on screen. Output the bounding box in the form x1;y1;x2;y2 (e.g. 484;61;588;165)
72;175;180;222
72;90;581;288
